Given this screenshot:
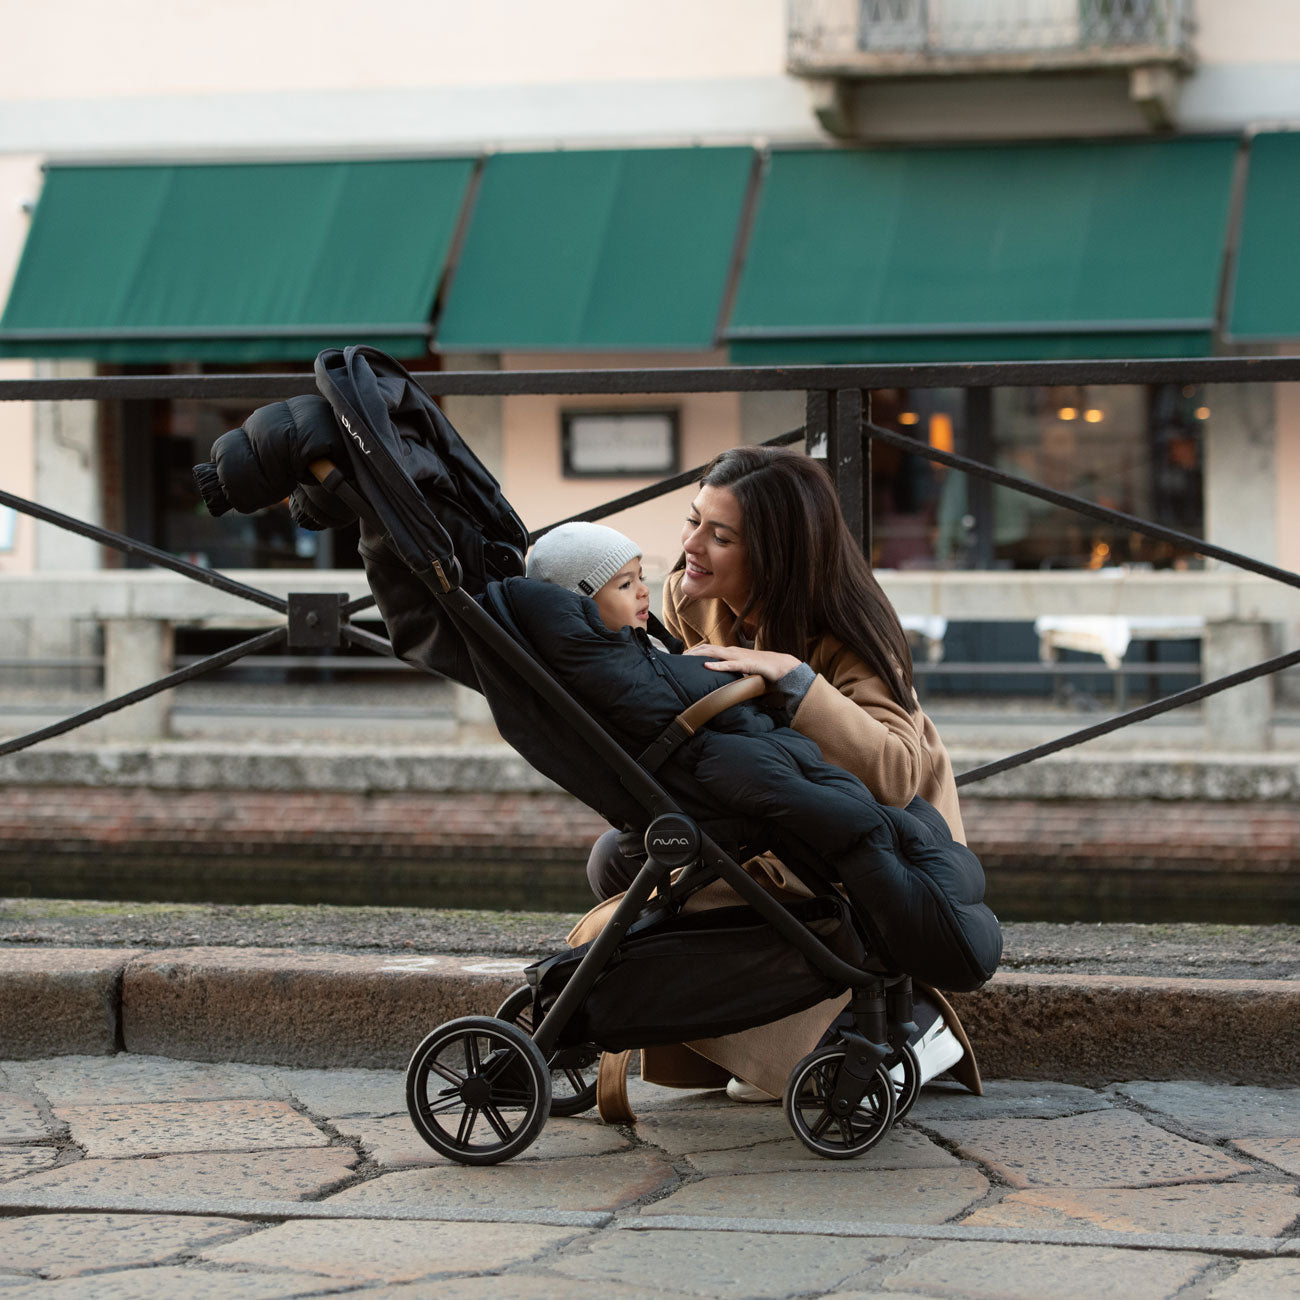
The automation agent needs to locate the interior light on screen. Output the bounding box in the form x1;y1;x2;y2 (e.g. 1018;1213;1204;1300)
1195;406;1211;420
898;411;920;426
1083;408;1104;423
928;412;954;454
1057;406;1078;421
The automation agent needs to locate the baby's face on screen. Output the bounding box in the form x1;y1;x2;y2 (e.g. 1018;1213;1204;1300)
593;559;650;633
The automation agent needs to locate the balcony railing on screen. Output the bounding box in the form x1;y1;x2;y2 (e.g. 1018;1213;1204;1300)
788;0;1196;75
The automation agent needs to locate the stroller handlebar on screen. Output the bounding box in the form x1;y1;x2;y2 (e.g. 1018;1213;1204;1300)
675;674;769;736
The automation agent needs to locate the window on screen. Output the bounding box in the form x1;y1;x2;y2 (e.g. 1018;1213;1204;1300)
561;410;680;478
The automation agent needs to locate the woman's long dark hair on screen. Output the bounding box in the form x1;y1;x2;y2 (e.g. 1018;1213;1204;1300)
679;445;916;714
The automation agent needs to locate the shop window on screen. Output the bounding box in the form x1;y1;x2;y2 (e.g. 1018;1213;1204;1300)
561;410;680;478
981;384;1203;570
869;385;1205;572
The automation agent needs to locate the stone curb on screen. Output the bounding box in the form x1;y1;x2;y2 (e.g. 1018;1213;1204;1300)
948;972;1300;1086
3;947;1298;1082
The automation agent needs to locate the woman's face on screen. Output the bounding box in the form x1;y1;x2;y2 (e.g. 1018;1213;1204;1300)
680;484;752;614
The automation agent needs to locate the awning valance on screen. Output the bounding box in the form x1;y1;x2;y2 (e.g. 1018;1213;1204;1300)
727;138;1239;364
0;158;476;363
435;147;754;351
1227;130;1300;343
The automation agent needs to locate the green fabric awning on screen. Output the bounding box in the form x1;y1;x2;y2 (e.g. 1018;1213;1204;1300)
727;138;1239;364
0;159;476;363
436;147;754;351
1227;131;1300;342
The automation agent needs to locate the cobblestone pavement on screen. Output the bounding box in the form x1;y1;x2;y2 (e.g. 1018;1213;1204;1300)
1;1054;1298;1298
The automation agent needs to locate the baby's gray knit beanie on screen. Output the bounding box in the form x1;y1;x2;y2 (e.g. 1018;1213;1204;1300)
526;521;641;597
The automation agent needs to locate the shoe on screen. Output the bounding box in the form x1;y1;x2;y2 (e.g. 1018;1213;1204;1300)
902;1017;965;1087
726;1076;778;1104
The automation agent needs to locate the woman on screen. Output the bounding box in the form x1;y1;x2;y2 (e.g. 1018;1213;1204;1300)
668;444;964;842
585;445;978;1101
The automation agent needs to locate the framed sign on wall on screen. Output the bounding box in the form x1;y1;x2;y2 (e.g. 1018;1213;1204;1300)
561;410;680;478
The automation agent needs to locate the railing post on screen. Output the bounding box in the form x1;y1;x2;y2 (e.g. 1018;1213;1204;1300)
965;387;995;569
97;619;173;741
1203;620;1274;750
805;390;828;459
808;388;871;558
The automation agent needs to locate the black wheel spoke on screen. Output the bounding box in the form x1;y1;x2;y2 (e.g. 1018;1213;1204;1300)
483;1104;514;1142
561;1068;588;1094
427;1059;465;1087
487;1089;534;1107
423;1091;469;1118
457;1105;480;1146
465;1036;483;1075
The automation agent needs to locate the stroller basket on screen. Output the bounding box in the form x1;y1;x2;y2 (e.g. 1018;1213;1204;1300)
528;895;866;1052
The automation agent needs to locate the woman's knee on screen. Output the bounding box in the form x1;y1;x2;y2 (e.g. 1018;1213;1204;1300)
586;828;640;900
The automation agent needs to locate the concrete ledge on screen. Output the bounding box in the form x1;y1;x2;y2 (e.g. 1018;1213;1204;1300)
3;741;1300;800
950;972;1300;1087
0;947;140;1056
4;947;1299;1082
0;743;558;796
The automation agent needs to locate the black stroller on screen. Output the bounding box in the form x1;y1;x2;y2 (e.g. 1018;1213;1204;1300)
195;346;1002;1166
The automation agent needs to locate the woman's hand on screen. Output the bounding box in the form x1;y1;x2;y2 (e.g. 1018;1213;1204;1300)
683;643;802;682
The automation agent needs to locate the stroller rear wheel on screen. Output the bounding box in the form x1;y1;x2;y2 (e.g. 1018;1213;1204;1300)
889;1042;922;1121
784;1043;896;1159
497;985;600;1117
406;1016;551;1166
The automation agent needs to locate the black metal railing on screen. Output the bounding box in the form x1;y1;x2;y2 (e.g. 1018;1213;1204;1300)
2;355;1298;782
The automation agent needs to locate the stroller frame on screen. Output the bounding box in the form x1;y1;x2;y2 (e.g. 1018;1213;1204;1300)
296;355;927;1163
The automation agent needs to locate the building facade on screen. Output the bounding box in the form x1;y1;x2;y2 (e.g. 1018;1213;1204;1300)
1;0;1298;702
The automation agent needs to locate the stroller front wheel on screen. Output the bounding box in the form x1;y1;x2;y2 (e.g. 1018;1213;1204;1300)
406;1016;551;1166
784;1044;896;1160
496;984;600;1117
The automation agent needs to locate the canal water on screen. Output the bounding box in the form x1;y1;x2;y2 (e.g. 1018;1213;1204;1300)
2;849;1295;925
